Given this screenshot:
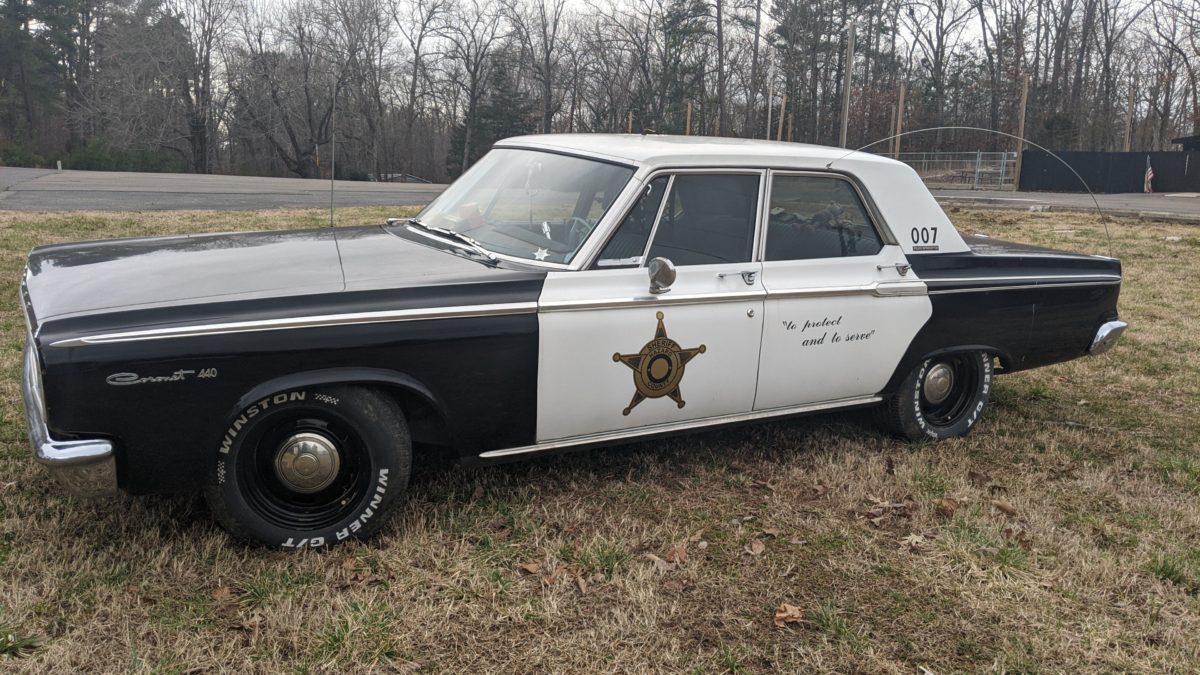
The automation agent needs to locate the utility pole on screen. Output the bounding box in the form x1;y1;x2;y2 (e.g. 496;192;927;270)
1013;74;1030;189
839;22;856;148
1123;85;1135;152
776;94;787;141
765;57;775;140
686;101;693;135
330;74;336;228
893;82;906;158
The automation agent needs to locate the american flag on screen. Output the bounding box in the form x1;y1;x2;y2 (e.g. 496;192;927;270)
1144;155;1155;193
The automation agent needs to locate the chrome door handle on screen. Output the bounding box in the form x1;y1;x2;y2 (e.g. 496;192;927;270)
876;263;911;277
718;270;758;285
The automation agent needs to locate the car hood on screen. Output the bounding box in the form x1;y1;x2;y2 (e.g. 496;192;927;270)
23;224;533;325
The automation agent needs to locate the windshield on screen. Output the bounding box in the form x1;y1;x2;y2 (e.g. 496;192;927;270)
413;148;635;264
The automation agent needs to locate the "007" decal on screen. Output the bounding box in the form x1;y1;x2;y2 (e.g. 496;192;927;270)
910;226;938;245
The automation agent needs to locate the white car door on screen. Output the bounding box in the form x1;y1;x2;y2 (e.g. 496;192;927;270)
537;172;767;442
753;171;932;411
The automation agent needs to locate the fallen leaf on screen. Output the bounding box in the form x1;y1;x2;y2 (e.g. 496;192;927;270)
688;530;704;543
745;539;766;556
899;533;927;551
761;527;783;538
518;562;542;575
991;499;1018;516
967;470;991;486
788;538;807;545
697;541;708;550
212;586;233;603
773;602;806;628
575;574;589;594
643;553;675;573
933;498;960;518
664;544;688;565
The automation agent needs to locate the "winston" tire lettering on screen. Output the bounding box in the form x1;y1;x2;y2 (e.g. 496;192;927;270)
219;391;308;454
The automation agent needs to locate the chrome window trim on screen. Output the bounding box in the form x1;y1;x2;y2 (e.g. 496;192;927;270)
637;175;676;264
49;301;539;348
479;394;882;459
583;168;768;270
758;169;895;262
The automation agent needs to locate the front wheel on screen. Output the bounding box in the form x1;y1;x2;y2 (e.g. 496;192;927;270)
204;386;411;548
876;352;993;441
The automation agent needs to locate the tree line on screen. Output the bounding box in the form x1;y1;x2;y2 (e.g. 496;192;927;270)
1;0;1197;182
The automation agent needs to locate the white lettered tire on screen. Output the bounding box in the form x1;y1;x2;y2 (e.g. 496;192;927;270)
204;385;411;548
877;352;993;441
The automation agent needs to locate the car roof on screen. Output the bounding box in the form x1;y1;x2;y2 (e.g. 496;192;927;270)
495;133;903;172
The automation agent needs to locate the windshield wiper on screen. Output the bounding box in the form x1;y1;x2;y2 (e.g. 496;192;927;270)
405;217;498;265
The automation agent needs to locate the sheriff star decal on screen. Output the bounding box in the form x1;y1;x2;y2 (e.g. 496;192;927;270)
612;311;706;416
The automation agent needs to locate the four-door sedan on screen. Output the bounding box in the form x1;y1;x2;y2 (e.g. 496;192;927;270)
20;134;1126;547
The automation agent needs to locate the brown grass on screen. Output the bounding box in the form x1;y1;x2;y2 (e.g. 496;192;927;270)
0;205;1198;673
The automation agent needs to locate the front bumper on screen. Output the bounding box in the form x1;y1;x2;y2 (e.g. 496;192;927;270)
1089;320;1128;356
22;342;118;497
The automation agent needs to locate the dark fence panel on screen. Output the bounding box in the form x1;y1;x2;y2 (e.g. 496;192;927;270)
1019;150;1200;193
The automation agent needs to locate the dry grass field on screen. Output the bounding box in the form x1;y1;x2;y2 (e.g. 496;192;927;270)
0;206;1197;673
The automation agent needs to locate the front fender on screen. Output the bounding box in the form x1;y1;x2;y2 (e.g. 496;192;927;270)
228;367;456;446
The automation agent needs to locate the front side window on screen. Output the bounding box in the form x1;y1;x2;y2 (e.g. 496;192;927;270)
595;176;669;267
413;148;634;264
764;175;883;261
645;174;760;265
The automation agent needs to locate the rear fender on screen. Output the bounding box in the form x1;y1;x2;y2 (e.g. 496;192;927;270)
881;344;1011;397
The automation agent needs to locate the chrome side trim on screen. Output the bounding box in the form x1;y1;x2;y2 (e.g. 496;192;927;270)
22;342;118;497
479;395;882;459
927;274;1121;285
767;281;929;300
539;281;927;313
50;301;539;348
927;279;1121;295
539;290;765;313
1089;319;1128;355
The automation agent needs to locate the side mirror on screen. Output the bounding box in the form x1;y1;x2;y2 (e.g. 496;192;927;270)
647;257;676;295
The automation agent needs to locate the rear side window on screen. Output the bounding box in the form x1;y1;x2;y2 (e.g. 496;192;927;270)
646;174;760;265
765;175;883;261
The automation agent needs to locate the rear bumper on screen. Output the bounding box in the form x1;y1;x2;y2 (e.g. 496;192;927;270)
22;342;118;497
1089;320;1128;356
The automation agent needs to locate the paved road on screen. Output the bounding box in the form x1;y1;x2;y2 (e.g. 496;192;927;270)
0;167;446;212
931;188;1200;220
3;167;1199;221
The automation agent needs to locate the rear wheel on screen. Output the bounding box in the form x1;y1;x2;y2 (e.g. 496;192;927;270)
877;352;993;441
204;386;410;548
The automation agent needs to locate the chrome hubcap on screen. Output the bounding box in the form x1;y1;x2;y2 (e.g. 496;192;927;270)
923;363;955;404
274;432;341;493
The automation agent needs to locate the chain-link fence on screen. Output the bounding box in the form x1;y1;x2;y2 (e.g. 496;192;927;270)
888;151;1018;190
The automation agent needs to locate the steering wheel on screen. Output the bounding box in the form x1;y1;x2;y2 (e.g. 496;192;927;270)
564;217;593;249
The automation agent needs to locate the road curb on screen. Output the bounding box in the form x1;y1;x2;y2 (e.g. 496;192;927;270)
935;197;1200;225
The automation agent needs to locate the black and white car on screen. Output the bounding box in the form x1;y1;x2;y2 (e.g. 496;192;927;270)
20;134;1127;547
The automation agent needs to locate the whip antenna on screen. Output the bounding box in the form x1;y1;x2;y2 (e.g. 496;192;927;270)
825;126;1112;257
